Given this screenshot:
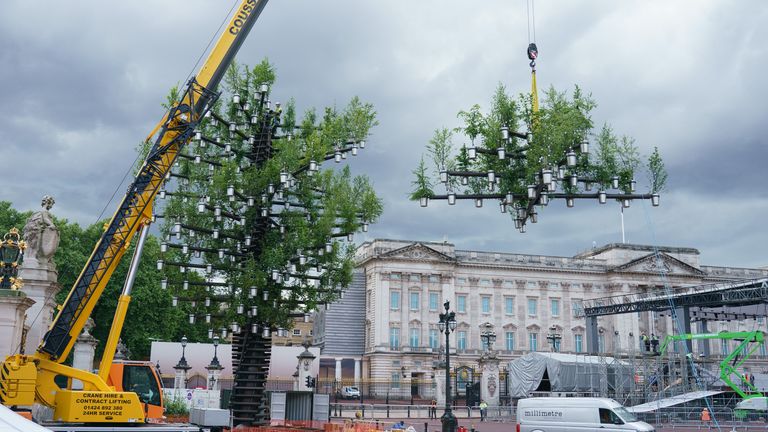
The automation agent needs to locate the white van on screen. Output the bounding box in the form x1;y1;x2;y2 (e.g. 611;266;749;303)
516;397;654;432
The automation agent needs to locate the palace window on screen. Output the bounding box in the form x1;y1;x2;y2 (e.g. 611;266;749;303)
429;329;439;349
410;292;420;310
505;297;515;315
457;295;467;313
529;332;538;351
527;298;538;316
429;292;439;311
505;332;515;351
389;327;400;348
457;331;467;350
551;299;560;317
390;291;400;310
410;327;420;347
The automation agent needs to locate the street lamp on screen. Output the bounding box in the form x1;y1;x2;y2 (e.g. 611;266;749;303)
438;301;458;432
546;326;562;352
173;335;192;389
181;335;188;358
0;228;25;290
480;322;496;353
206;335;223;390
213;335;220;359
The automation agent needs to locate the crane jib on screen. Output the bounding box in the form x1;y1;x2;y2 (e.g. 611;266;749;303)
39;0;266;362
0;0;270;423
40;77;219;360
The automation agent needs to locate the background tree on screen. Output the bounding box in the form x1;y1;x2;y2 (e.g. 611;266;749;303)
0;202;177;360
0;201;31;231
412;84;666;229
53;218;178;360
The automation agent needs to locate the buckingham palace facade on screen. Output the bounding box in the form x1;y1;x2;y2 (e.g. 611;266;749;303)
315;239;768;386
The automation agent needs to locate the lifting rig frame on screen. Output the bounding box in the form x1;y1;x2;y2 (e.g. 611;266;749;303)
0;0;269;424
658;330;765;401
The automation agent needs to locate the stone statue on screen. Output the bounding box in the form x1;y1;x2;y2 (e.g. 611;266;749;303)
114;338;131;360
22;195;59;264
82;317;95;337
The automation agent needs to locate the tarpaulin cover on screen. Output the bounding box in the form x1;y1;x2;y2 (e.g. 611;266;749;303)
506;352;630;398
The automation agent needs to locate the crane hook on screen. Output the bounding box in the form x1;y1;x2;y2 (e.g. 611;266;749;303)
527;43;538;68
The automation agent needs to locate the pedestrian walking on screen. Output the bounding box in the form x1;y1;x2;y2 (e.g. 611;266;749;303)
430;399;437;419
479;400;488;422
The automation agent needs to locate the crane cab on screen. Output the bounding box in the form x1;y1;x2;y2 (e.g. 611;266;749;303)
106;360;165;421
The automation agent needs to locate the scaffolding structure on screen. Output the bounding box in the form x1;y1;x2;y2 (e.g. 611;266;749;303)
576;277;768;409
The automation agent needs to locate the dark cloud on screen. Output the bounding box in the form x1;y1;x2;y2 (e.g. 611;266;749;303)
1;1;766;269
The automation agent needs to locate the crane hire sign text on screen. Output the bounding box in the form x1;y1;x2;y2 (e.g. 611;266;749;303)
55;391;144;423
74;393;132;419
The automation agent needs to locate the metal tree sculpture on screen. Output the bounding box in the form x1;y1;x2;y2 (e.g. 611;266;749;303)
157;61;382;425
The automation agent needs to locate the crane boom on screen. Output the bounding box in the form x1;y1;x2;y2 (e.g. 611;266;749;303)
1;0;269;422
41;0;268;362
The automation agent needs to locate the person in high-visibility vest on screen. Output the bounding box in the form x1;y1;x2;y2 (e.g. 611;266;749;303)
701;407;711;423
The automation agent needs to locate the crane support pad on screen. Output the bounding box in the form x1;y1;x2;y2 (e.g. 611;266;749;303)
0;356;37;406
53;390;145;423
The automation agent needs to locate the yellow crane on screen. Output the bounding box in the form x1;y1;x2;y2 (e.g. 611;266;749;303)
0;0;269;425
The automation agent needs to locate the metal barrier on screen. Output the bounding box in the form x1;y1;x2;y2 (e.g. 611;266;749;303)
633;407;768;430
330;403;514;421
329;403;768;430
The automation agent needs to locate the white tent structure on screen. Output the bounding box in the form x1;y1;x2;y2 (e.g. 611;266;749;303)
507;352;633;398
0;405;53;432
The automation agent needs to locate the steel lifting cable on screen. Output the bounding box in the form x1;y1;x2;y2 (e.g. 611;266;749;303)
525;0;539;113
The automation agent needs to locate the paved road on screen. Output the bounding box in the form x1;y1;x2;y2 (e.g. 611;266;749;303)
332;415;761;432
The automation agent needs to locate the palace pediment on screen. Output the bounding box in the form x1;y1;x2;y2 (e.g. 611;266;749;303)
379;242;455;263
610;252;705;277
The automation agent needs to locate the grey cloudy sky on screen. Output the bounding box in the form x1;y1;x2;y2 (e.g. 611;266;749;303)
1;1;766;268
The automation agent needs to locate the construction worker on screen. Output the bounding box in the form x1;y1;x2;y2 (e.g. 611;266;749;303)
701;407;711;424
651;334;659;353
641;332;649;352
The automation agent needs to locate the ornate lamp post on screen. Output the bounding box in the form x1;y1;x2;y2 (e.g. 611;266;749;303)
297;340;316;391
546;326;562;352
0;228;26;290
478;322;500;408
206;335;224;390
438;301;458;432
480;322;496;353
173;335;191;390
